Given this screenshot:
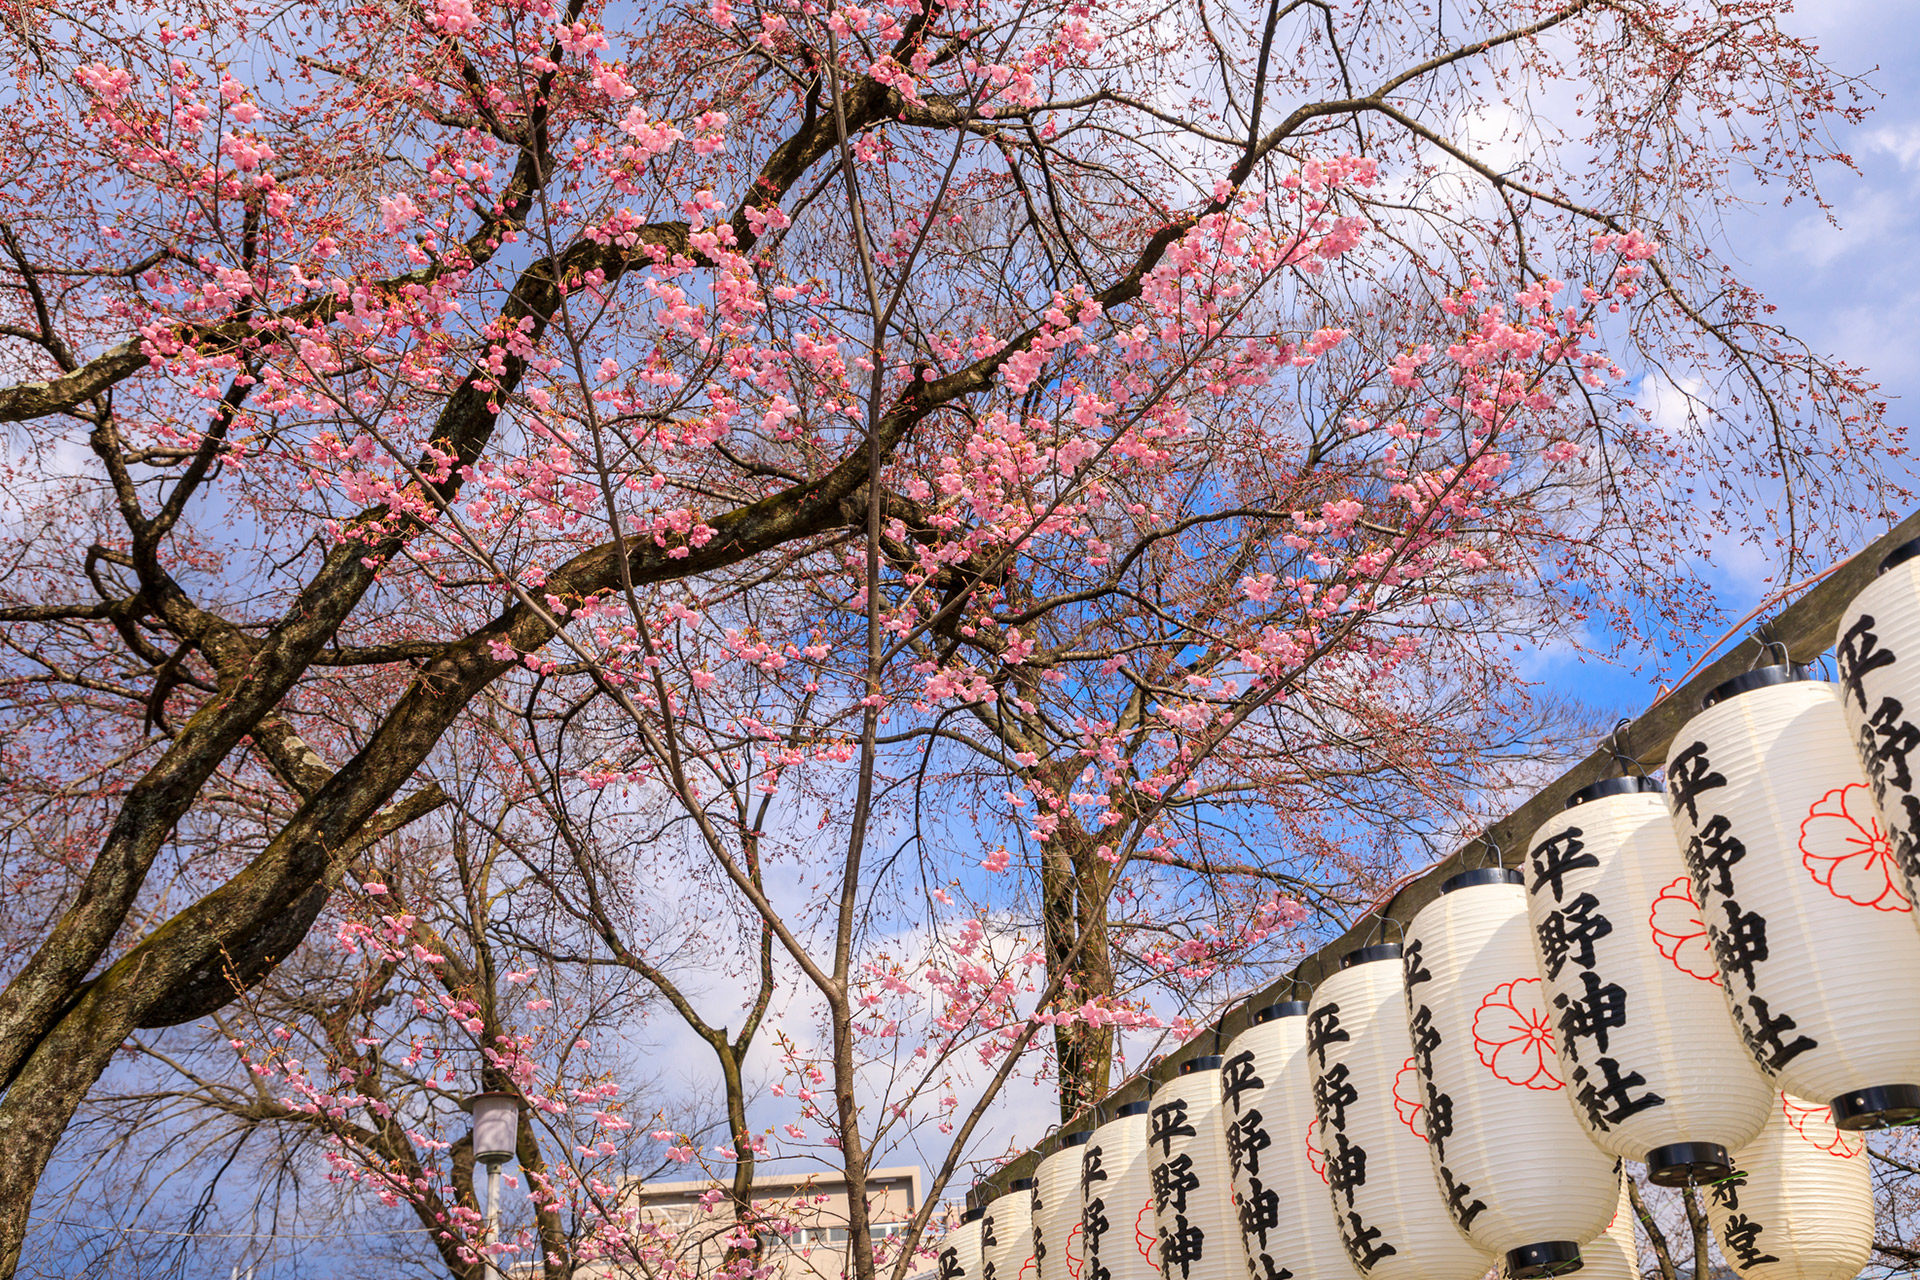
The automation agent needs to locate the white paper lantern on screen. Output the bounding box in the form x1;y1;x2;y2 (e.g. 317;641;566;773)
1568;1175;1639;1280
1835;546;1920;933
1707;1093;1872;1280
1148;1057;1245;1280
1035;1131;1091;1280
1308;945;1493;1280
1404;871;1619;1276
1223;1002;1365;1280
985;1180;1039;1280
942;1211;987;1280
1083;1102;1162;1280
1503;1174;1636;1280
1523;779;1774;1182
1666;668;1920;1128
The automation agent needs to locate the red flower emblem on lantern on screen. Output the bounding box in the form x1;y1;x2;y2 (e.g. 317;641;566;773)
1065;1224;1085;1280
1306;1116;1329;1185
1134;1198;1159;1265
1392;1055;1429;1142
1019;1258;1038;1280
1650;875;1721;985
1473;978;1564;1090
1800;784;1913;912
1780;1092;1866;1158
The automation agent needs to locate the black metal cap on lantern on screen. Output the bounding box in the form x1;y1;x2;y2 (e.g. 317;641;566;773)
1505;1241;1584;1279
1645;1141;1733;1186
1881;537;1920;575
1253;1001;1309;1023
1060;1129;1093;1148
1341;942;1402;968
1180;1055;1224;1074
1702;662;1817;709
1566;775;1664;808
1829;1083;1920;1130
1440;867;1525;894
1116;1100;1151;1117
1009;1177;1036;1191
962;1206;986;1223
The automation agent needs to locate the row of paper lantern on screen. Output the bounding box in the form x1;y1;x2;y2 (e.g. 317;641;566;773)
939;540;1920;1280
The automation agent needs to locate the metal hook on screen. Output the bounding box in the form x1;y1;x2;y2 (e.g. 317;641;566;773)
1364;910;1406;947
1361;871;1418;949
1607;717;1649;779
1462;834;1502;870
1749;626;1789;670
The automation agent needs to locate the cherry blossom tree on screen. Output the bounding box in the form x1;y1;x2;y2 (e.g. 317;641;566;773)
36;738;711;1279
0;0;1902;1272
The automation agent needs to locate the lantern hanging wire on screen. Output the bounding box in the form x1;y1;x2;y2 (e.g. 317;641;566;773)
1606;717;1652;779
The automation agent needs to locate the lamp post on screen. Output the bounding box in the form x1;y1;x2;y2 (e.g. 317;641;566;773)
464;1090;523;1270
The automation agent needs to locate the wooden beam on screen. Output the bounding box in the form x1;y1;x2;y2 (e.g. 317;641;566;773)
974;509;1920;1199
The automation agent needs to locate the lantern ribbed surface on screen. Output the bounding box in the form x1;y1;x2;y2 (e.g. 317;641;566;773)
984;1186;1038;1280
1034;1140;1086;1280
1524;787;1773;1179
1707;1093;1872;1280
1666;676;1920;1127
1569;1176;1638;1280
1836;560;1920;926
1403;879;1619;1275
1308;953;1492;1280
943;1217;986;1280
1224;1012;1364;1280
1083;1109;1161;1280
1147;1063;1242;1280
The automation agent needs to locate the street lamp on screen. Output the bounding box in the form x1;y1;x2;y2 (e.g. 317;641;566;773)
463;1091;522;1242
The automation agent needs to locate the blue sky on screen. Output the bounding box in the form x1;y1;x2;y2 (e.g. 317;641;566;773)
20;2;1920;1266
538;0;1920;1215
939;0;1920;1194
1526;0;1920;720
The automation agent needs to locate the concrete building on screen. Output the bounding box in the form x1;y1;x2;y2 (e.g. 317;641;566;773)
573;1165;935;1280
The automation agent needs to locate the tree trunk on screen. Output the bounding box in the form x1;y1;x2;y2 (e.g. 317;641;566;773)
1040;818;1117;1122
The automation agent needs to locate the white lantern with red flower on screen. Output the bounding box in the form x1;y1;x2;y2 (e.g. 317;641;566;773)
1307;945;1493;1280
1223;1002;1365;1280
944;1209;988;1280
1147;1058;1242;1280
984;1180;1039;1280
1403;870;1620;1277
1706;1093;1872;1280
1835;544;1920;935
1665;666;1920;1128
1035;1132;1090;1280
1082;1102;1161;1280
1523;778;1774;1183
